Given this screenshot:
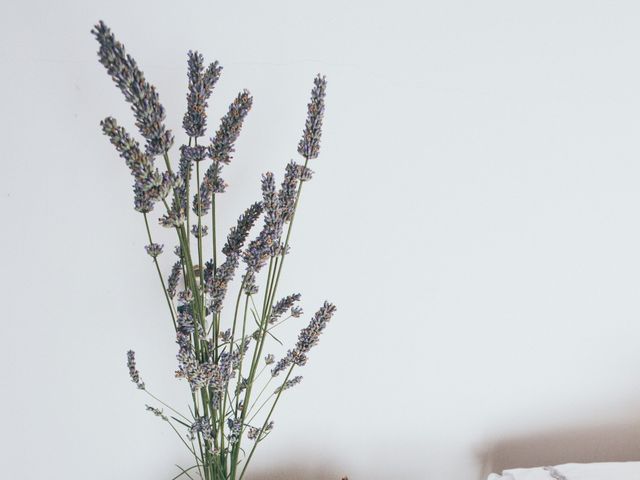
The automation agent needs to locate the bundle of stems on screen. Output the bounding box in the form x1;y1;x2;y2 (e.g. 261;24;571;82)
93;21;336;480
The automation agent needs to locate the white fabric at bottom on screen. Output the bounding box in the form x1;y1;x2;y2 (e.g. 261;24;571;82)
488;461;640;479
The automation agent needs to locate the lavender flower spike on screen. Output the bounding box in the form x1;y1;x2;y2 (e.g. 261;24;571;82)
145;404;168;421
193;90;253;215
92;21;173;156
127;350;145;389
274;376;303;394
93;26;336;475
145;243;164;258
279;161;302;224
193;161;225;216
243;270;259;295
100;117;172;212
297;75;327;160
247;421;273;441
159;202;186;228
222;202;264;258
209;90;253;165
167;260;182;299
243;173;279;272
270;293;302;324
206;202;264;314
271;301;336;377
183;51;223;138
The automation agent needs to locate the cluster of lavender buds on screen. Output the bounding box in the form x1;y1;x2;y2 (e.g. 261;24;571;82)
271;302;337;377
101;117;172;212
242;174;278;272
226;418;242;444
189;416;214;442
270;293;302;324
205;202;263;314
145;242;164;258
95;20;336;480
247;421;274;441
191;224;209;238
242;158;312;276
195;91;253;217
193;162;224;216
93;21;173;156
183;51;222;138
298;75;327;160
166;260;182;299
209;90;253;165
174;145;199;212
274;375;303;394
127;350;145;389
145;404;168;421
243;270;259;295
159;202;187;228
176;324;250;395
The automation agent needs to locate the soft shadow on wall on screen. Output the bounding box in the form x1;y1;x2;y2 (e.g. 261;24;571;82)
477;406;640;480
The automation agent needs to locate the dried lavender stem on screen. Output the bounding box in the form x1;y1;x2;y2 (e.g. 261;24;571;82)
143;213;177;330
265;157;309;315
228;277;248;357
171;465;198;480
249;164;308;389
232;158;310;476
144;389;191;423
190;392;207;480
211;191;220;359
231;258;278;476
186;137;192;248
243;362;270;398
212;192;218;271
245;391;273;427
174;215;217;473
244;158;309;399
234;294;251;412
237;258;274;405
263;257;280;319
219;275;248;448
229;292;255;479
160;141;219;479
238;366;295;480
96;27;330;477
167;419;202;461
195;158;206;328
245;373;274;421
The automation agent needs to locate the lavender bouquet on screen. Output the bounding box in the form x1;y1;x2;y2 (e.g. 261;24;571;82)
92;21;335;480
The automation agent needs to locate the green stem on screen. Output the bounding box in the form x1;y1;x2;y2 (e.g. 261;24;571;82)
144;389;191;423
245;371;273;421
171;465;198;480
195;158;206;323
166;419;201;462
142;213;177;330
264;157;309;318
187;137;192;247
238;366;294;480
234;294;251;412
231;160;309;477
212;192;218;272
161;150;214;478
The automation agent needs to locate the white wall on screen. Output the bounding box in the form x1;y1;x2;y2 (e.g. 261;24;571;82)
3;1;640;479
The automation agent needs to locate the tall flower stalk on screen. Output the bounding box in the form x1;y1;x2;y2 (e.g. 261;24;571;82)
93;21;335;480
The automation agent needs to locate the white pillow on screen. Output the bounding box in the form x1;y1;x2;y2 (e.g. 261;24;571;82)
489;462;640;479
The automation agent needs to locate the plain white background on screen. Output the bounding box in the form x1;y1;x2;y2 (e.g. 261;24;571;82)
3;1;640;479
